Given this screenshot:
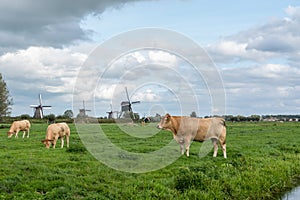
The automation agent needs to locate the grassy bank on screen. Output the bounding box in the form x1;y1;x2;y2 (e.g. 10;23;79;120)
0;122;300;199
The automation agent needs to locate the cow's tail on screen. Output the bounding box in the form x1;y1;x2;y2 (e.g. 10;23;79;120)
220;118;226;127
220;118;226;144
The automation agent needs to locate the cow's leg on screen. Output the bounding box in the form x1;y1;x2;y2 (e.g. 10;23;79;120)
27;130;30;138
178;138;185;155
219;127;227;158
53;137;58;149
185;140;191;157
22;131;26;138
61;137;64;148
66;136;69;148
212;138;218;157
221;142;227;158
180;143;184;155
15;130;19;138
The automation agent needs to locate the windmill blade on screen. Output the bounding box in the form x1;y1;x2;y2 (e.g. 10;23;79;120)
131;101;140;104
43;106;52;110
30;105;38;108
39;94;42;105
125;87;131;103
40;108;43;119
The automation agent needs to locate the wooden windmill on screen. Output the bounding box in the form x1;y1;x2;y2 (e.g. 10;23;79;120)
119;87;140;118
78;100;91;117
106;104;118;119
30;94;52;119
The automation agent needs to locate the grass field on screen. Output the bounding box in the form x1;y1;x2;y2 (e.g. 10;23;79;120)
0;121;300;199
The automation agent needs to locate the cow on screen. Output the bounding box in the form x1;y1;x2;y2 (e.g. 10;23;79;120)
157;113;227;158
7;120;31;138
41;122;70;149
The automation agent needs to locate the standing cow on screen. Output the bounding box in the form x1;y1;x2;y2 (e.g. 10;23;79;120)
41;122;70;149
157;113;227;158
7;120;31;138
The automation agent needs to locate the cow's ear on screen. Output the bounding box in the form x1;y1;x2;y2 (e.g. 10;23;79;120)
165;113;171;121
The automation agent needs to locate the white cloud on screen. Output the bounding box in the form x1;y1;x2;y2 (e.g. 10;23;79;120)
248;64;296;78
95;84;117;100
221;63;300;115
276;86;294;97
208;6;300;64
0;46;86;81
0;46;89;116
132;89;161;102
148;50;177;66
131;51;146;63
285;5;300;18
205;5;300;115
209;40;247;56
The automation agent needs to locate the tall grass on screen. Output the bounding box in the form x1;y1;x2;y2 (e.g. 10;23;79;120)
0;122;299;199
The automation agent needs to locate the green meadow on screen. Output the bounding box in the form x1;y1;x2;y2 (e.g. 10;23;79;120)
0;122;300;199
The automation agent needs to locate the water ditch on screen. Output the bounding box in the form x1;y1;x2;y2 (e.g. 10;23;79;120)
281;186;300;200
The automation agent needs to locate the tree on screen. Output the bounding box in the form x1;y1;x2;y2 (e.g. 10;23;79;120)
63;110;73;119
44;114;56;124
0;74;13;117
190;111;197;118
20;114;31;119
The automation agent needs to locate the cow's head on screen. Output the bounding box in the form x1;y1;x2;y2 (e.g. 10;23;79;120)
41;139;54;149
157;113;172;130
7;132;14;138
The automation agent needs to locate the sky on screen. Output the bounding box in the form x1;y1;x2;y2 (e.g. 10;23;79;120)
0;0;300;117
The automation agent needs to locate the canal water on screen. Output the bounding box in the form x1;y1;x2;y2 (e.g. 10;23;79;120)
281;186;300;200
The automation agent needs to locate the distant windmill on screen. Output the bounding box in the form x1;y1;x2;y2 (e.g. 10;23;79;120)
78;100;91;117
119;87;140;118
106;104;118;119
30;94;52;119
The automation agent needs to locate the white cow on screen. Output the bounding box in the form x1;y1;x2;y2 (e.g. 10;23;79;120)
41;123;70;149
7;120;31;138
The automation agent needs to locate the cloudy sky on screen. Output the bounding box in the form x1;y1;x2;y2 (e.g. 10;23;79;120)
1;0;300;117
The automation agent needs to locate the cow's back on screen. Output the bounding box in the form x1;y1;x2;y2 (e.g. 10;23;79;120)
58;123;70;136
22;120;31;129
193;118;226;142
11;120;30;130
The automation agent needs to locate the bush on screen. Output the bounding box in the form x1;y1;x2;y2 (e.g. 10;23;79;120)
20;114;31;119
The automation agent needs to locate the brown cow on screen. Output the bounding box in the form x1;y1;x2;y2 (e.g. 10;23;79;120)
41;123;70;149
157;114;226;158
7;120;31;138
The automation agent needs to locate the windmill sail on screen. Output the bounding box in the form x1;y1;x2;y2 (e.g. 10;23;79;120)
30;94;52;119
119;87;141;119
78;100;91;117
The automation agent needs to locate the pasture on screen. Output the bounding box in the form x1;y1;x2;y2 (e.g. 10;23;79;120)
0;122;300;199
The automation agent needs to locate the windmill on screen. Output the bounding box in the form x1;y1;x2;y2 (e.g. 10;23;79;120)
30;94;52;119
78;100;91;117
119;87;140;119
106;104;118;119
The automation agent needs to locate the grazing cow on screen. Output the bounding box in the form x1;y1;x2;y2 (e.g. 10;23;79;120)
157;114;227;158
7;120;31;138
41;123;70;149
